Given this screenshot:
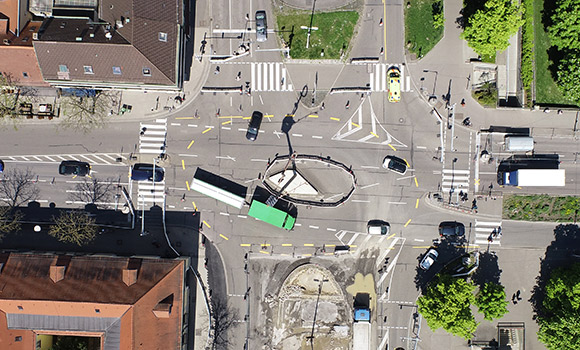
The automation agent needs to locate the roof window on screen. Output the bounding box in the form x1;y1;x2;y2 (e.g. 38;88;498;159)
158;32;168;42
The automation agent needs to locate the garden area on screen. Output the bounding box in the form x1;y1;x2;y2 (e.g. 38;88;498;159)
276;10;359;60
503;194;580;221
405;0;444;59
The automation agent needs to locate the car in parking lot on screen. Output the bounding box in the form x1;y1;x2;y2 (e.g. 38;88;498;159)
246;111;264;141
439;221;465;237
59;160;90;176
255;10;268;42
367;220;390;235
382;155;407;175
387;67;401;103
130;163;165;182
420;249;439;270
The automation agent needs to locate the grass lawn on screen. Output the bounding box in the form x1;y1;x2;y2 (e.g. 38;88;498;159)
533;0;579;106
277;11;359;60
503;194;580;222
405;0;443;58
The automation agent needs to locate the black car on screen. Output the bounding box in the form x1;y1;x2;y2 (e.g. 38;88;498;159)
246;111;263;141
0;159;4;173
382;155;407;175
255;10;267;42
131;163;165;182
439;221;465;237
59;160;91;176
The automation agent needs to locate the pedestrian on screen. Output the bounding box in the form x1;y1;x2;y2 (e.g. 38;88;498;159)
497;226;502;237
488;234;493;243
321;102;325;110
236;71;241;81
181;194;186;202
461;98;465;107
214;66;220;74
492;228;498;238
379;18;383;26
345;100;350;109
471;199;478;210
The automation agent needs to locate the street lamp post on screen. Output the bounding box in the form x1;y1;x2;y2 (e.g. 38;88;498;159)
307;278;328;347
423;69;438;99
449;158;458;204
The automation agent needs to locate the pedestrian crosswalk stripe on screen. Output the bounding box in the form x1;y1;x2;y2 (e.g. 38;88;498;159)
251;62;292;92
368;63;409;92
474;220;502;245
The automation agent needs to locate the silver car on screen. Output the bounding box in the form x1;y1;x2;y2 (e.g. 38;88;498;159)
420;249;439;270
255;11;267;42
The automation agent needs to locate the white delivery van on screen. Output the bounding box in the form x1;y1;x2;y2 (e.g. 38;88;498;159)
505;136;534;152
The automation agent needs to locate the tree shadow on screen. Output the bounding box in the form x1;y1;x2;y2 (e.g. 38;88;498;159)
470;251;501;287
531;224;580;319
414;238;467;293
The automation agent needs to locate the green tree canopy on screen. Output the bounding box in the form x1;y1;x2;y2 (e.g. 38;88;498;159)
547;0;580;51
417;275;478;340
555;52;580;103
474;282;509;321
49;210;97;246
537;262;580;349
460;0;524;57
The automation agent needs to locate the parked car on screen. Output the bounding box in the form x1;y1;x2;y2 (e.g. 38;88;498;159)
367;220;390;235
246;111;264;141
439;221;465;237
130;163;165;182
0;159;4;173
382;155;407;175
255;10;268;42
387;67;401;103
59;160;90;176
420;249;439;270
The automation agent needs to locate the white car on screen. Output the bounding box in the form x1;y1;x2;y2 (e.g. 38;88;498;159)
420;249;439;270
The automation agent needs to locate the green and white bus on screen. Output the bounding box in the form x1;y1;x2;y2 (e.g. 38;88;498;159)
248;200;295;230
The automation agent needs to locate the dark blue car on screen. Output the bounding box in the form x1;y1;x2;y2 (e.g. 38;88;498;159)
131;163;164;182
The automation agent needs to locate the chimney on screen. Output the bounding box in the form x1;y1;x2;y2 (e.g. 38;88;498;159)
50;255;72;283
122;258;141;286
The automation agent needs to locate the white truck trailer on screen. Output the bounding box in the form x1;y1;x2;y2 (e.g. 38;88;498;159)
499;169;565;187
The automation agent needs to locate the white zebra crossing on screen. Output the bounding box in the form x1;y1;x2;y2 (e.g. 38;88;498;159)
251;62;292;92
441;169;470;195
139;118;167;155
6;153;127;166
369;63;409;92
474;220;502;245
137;181;166;205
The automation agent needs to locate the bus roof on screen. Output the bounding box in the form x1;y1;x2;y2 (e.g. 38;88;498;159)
248;200;295;230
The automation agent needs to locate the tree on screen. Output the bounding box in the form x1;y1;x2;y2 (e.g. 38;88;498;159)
417;275;478;340
555;52;580;103
50;336;88;350
0;73;37;129
59;90;119;133
49;210;97;246
537;262;580;349
210;297;239;350
547;0;580;51
68;177;117;208
0;168;40;207
460;0;524;57
0;206;23;240
474;282;509;321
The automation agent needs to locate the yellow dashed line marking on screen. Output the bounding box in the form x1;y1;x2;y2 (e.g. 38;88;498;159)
303;254;312;257
240;243;251;247
308;114;319;118
516;186;522;189
221;120;232;125
330;117;340;121
387;233;396;240
181;159;185;170
186;181;190;191
413;246;433;249
404;219;412;227
187;140;195;149
259;251;269;254
350;245;357;248
242;116;251;120
370;131;379;138
388;144;396;151
304;243;314;247
219;234;229;240
351;122;360;128
416;198;420;208
192;201;198;211
282;244;293;247
325;244;336;247
414;177;419;187
202;127;212;134
202;220;211;228
176;116;194;119
265;114;274;118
